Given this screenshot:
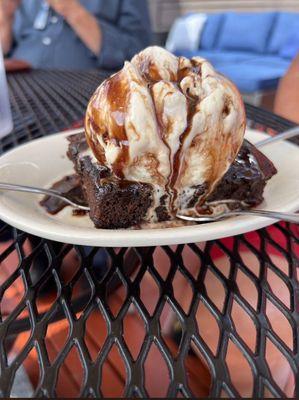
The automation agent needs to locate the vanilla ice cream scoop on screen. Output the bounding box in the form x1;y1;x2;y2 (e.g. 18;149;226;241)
85;46;246;219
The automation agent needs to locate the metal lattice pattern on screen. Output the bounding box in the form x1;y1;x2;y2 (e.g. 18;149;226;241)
0;70;298;398
3;70;109;154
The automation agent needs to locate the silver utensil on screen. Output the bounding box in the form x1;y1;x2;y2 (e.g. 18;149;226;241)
177;209;299;224
0;182;90;211
0;183;297;223
256;126;299;148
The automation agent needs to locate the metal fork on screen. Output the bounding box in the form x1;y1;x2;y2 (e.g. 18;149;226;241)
177;209;299;224
0;183;298;223
256;125;299;148
0;182;90;211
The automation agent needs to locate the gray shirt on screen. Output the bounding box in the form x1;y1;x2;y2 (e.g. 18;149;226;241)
11;0;151;70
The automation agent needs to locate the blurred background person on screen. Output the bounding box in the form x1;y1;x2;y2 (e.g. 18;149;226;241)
274;52;299;124
0;0;151;70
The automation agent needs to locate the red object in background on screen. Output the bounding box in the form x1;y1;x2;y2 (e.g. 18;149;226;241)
69;119;84;130
4;59;31;73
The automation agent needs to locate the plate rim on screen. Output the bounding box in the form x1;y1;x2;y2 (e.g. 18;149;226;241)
0;128;298;247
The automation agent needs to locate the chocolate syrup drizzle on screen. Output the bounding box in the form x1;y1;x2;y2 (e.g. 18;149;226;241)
87;55;205;202
85;52;245;217
140;58;204;213
86;72;130;179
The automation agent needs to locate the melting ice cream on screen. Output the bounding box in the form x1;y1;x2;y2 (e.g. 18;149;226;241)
85;46;246;220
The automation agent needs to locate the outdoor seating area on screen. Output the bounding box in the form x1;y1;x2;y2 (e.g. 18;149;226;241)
0;0;298;399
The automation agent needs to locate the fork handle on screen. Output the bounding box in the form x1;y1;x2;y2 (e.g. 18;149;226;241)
0;182;64;198
0;182;90;211
256;126;299;148
230;209;299;223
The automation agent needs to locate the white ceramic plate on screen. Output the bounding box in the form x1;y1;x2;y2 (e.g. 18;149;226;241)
0;128;298;247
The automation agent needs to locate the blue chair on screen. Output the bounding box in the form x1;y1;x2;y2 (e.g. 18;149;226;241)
168;11;299;94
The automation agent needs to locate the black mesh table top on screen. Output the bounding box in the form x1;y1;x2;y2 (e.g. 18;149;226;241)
0;69;298;398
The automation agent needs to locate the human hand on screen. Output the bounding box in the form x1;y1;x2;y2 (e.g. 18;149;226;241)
0;0;21;19
46;0;82;19
47;0;101;55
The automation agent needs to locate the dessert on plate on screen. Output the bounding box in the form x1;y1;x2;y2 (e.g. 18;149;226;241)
41;46;277;229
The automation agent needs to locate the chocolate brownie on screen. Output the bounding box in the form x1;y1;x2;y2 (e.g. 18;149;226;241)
67;133;153;229
40;133;277;228
67;132;88;174
40;174;86;215
63;133;276;228
207;140;277;206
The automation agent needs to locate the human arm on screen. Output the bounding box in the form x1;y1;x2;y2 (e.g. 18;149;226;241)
47;0;152;69
46;0;101;55
0;0;21;55
274;53;299;124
